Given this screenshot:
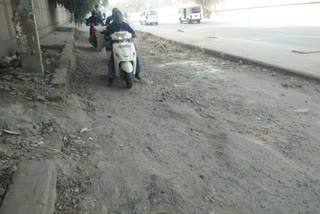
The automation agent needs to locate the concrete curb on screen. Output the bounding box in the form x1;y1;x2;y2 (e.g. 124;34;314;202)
138;31;320;82
0;160;57;214
48;26;76;101
0;133;63;214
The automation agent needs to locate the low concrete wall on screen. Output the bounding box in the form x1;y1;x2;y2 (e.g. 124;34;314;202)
33;0;70;38
0;0;17;57
0;0;70;58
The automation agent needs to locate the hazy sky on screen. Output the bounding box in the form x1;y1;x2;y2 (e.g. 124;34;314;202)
106;0;320;14
109;0;127;5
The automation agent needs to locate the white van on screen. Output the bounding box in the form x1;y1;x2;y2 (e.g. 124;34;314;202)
179;6;202;24
140;11;158;25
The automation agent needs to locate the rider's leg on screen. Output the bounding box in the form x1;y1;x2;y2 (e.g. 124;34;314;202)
135;55;141;79
105;41;112;62
108;53;115;83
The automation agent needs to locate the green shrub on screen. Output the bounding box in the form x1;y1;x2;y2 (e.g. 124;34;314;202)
51;0;108;23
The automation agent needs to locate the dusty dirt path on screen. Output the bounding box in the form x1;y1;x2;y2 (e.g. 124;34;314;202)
55;27;320;214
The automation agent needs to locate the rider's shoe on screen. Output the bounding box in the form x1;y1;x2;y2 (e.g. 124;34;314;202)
135;73;141;80
108;78;113;86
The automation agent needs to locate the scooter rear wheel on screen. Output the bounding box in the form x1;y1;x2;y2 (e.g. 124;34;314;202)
125;73;133;89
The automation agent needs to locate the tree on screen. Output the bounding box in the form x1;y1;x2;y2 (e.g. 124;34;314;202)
195;0;224;18
51;0;108;23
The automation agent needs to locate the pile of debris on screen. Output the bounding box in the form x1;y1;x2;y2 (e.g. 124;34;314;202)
0;54;64;206
0;56;20;70
41;46;63;74
0;119;62;204
147;39;169;55
0;49;66;104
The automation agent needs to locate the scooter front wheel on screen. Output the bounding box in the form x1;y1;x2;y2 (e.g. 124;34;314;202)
125;73;133;89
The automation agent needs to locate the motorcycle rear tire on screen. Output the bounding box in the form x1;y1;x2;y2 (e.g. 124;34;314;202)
125;73;133;89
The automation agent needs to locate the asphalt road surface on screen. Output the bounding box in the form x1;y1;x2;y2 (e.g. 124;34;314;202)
136;20;320;49
134;20;320;78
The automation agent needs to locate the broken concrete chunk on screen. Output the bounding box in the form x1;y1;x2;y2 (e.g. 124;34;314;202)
51;67;68;85
0;160;56;214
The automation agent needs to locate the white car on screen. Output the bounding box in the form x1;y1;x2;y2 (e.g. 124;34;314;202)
179;6;202;24
140;11;158;25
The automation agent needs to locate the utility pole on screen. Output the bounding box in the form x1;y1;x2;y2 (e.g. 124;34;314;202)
11;0;44;74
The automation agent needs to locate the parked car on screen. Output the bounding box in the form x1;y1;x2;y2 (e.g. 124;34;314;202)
140;11;158;25
179;6;202;24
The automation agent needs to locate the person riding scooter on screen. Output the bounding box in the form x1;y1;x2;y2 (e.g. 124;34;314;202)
88;4;104;47
104;10;141;84
92;4;103;25
105;8;119;25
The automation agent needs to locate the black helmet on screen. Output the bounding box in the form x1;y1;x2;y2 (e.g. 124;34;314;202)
112;10;124;24
112;8;119;13
95;4;99;8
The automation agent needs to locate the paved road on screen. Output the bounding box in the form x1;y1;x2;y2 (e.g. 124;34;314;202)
133;20;320;79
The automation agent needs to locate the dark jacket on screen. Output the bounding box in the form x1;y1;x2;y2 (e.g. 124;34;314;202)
106;16;113;25
104;22;135;38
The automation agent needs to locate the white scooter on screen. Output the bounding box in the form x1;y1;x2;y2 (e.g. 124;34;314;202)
110;31;137;89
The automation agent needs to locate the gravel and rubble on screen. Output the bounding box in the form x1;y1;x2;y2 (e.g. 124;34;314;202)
1;27;320;213
0;50;65;207
52;28;320;214
55;141;94;212
0;118;63;203
41;45;63;75
0;48;63;103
